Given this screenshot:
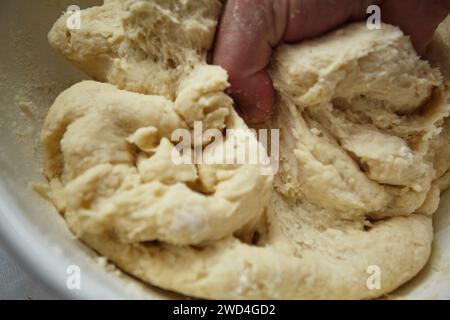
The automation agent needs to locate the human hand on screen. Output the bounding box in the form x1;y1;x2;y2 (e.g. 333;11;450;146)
213;0;450;123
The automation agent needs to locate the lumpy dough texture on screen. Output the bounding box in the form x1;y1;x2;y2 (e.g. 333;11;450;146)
41;69;273;246
43;0;450;299
48;0;222;99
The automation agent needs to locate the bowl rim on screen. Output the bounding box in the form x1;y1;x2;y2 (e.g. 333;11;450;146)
0;182;125;300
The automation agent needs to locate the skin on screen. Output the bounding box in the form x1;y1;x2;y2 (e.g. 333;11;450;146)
213;0;450;123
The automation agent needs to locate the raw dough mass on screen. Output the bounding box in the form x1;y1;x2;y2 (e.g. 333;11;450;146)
42;0;450;299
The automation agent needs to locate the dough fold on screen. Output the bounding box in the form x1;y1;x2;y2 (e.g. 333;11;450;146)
42;72;273;246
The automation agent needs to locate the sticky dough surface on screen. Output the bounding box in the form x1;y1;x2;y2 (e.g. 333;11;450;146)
43;0;450;299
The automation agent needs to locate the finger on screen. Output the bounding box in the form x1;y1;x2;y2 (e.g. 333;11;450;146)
214;0;375;123
213;0;288;123
230;70;275;123
284;0;376;42
381;0;450;54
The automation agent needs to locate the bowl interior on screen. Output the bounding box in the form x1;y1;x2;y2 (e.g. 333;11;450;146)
0;0;449;299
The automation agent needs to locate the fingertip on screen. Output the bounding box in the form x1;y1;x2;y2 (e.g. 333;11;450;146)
212;0;283;124
381;0;450;56
229;71;275;124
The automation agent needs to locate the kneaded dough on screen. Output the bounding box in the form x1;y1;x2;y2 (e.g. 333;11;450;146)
43;0;450;299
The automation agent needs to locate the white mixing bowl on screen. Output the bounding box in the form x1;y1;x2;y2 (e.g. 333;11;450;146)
0;0;449;299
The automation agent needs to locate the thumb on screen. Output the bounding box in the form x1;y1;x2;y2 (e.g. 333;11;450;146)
213;0;288;123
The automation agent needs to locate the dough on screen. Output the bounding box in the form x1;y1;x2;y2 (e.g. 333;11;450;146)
41;69;273;246
48;0;222;99
43;0;450;299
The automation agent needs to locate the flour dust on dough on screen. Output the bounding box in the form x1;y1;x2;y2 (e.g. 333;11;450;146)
43;0;450;299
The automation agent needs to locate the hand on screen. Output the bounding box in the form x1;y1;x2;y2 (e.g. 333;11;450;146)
213;0;450;123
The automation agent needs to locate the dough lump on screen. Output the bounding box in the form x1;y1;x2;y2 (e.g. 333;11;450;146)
41;68;273;246
43;0;450;299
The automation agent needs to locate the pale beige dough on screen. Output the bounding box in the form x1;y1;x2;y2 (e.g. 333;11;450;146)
42;69;273;246
43;0;450;299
